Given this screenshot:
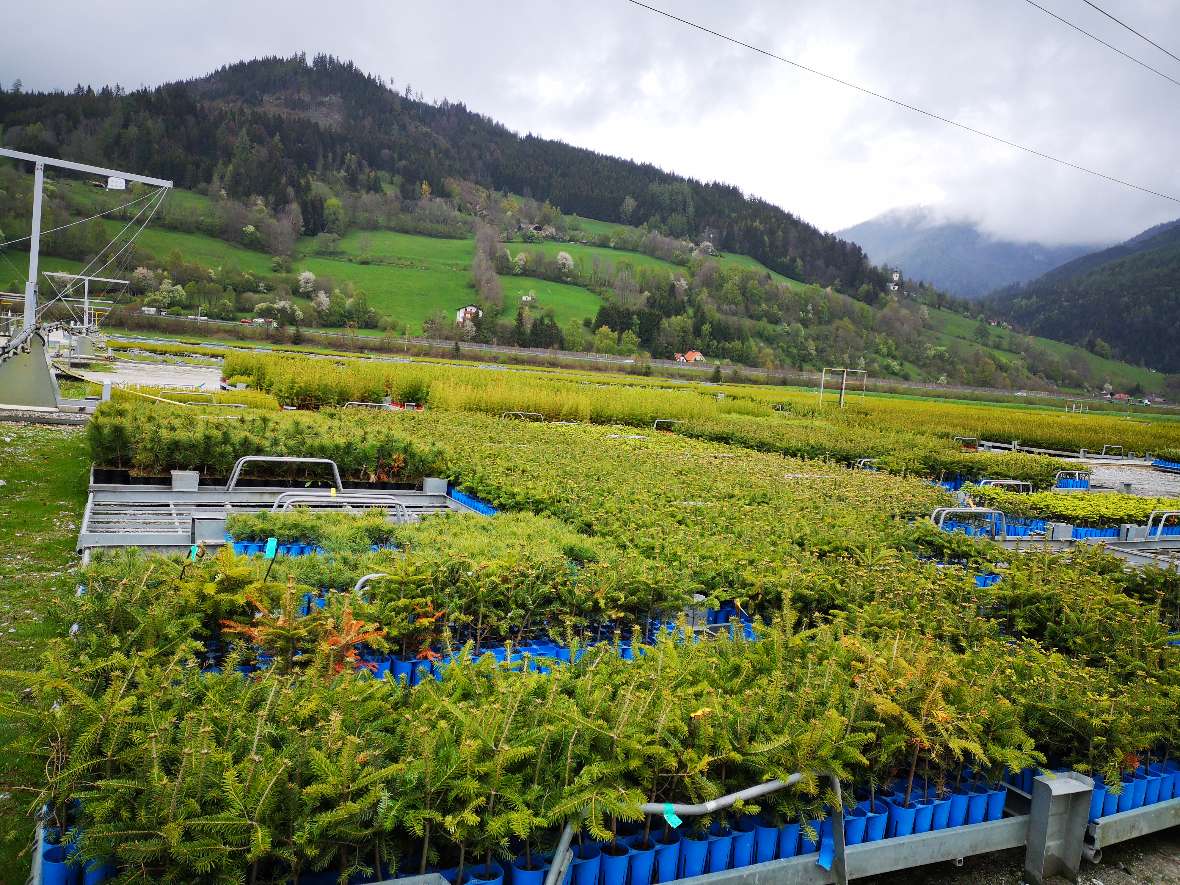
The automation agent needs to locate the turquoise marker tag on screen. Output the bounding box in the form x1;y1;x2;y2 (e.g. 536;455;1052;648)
264;537;278;560
662;803;682;828
189;544;199;561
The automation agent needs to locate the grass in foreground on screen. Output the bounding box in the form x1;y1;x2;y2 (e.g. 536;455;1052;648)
0;424;89;880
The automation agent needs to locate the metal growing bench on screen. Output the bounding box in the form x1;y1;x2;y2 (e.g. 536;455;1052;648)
343;401;395;410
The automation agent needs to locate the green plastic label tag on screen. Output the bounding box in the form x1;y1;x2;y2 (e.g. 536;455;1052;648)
264;537;278;559
662;803;682;828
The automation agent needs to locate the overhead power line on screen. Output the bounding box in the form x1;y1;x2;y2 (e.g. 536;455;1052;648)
1080;0;1180;65
1021;0;1180;89
622;0;1180;205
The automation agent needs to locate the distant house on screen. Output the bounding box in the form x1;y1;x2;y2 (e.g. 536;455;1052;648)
677;350;706;363
520;292;536;304
455;305;483;325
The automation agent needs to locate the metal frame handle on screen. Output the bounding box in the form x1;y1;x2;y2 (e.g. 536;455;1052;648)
932;507;1007;539
225;456;343;492
1146;510;1180;537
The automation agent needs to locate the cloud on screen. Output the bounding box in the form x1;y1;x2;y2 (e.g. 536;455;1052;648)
2;0;1177;244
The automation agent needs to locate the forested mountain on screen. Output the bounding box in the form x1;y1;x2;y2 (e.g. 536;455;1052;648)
0;53;886;299
989;219;1180;372
838;207;1092;299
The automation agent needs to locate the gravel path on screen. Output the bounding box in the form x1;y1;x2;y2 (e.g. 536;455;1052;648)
1089;463;1180;498
870;828;1180;884
72;359;222;390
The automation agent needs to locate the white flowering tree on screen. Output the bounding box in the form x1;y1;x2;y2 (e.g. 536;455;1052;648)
556;251;575;279
298;271;317;295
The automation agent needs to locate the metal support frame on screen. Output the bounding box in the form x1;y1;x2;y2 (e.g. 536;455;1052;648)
1024;772;1091;884
500;411;545;421
818;368;867;408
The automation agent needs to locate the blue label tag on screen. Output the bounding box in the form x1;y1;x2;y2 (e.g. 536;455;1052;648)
189;544;199;561
263;537;278;560
662;803;682;828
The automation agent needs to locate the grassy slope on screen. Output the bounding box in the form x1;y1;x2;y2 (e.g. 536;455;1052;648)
928;307;1164;394
499;276;604;328
0;425;89;879
507;239;688;277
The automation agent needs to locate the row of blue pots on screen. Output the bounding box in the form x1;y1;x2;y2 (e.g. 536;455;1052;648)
1093;764;1180;820
40;843;113;885
230;538;397;557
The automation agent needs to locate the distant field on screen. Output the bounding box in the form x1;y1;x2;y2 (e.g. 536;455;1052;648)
96;219;273;274
713;251;806;291
307;229;474;267
928;307;1163;394
508;239;688;278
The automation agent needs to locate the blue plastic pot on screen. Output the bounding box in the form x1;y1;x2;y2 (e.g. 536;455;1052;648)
600;845;631;885
678;834;708;879
777;821;801;858
930;797;951;830
705;831;732;872
800;818;821;854
1089;784;1107;821
82;858;115;885
511;857;548;885
730;824;755;868
1101;786;1119;816
1020;767;1035;794
568;843;601;885
1117;774;1136;812
888;801;918;838
392;659;414;684
913;800;934;834
966;785;989;824
986;786;1007;821
653;833;681;884
1131;773;1147;808
369;655;391;680
464;863;504;885
1143;773;1162;806
628;839;656;885
948;789;970;827
1150;765;1176;801
753;821;778;863
42;844;80;885
864;802;888;842
844;807;868;845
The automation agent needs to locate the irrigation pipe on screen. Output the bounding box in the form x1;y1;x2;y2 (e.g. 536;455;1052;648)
541;772;847;885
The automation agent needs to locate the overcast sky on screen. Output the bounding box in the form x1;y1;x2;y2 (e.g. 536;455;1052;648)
3;0;1179;246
